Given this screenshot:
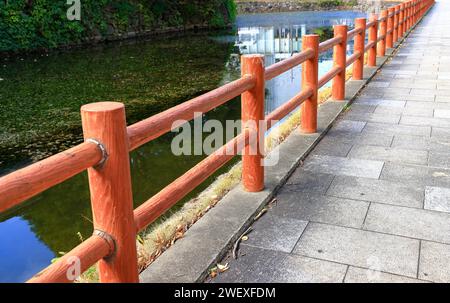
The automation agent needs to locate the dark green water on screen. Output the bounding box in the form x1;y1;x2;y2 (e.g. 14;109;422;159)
0;10;365;282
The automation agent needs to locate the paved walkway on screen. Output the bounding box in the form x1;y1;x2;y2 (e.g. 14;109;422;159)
214;1;450;283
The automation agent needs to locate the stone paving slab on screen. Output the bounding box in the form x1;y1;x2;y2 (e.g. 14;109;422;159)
311;140;353;157
419;241;450;283
344;267;426;283
432;127;450;139
321;131;394;147
434;109;450;118
326;176;424;208
348;145;429;165
435;96;450;102
321;127;394;147
374;106;434;117
395;94;436;102
390;81;437;89
428;151;450;168
346;103;376;114
364;203;450;244
424;186;450;213
407;101;450;110
302;155;384;179
380;162;450;188
293;223;420;278
392;134;450;152
283;170;334;194
356;98;406;108
329;120;366;133
361;122;432;136
270;193;369;229
400;115;450;128
212;245;347;283
343;112;401;124
243;214;308;253
367;81;390;88
411;88;450;96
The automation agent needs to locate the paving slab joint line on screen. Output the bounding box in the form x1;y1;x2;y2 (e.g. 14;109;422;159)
138;9;431;283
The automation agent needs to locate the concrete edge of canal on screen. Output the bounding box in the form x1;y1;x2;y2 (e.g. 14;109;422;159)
139;22;417;283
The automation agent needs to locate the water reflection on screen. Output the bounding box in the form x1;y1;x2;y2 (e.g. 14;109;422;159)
234;11;366;113
0;217;54;282
0;10;366;282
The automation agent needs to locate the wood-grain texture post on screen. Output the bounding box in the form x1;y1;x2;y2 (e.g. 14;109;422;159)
408;1;411;30
368;14;378;67
387;7;395;48
81;102;139;283
301;35;319;133
353;18;366;80
332;25;348;100
377;10;388;56
393;5;399;43
399;3;405;38
417;0;420;22
419;0;422;21
405;1;415;31
406;1;418;31
241;55;265;192
415;0;418;23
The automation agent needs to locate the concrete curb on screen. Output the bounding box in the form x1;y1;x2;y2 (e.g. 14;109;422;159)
139;14;427;283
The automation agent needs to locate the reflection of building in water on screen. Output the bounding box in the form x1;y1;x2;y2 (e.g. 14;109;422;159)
236;16;353;63
230;10;365;115
236;26;307;63
235;25;339;114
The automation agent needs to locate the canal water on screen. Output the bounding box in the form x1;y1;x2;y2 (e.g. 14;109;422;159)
0;10;366;282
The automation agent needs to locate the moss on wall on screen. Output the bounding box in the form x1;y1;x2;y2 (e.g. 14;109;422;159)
0;0;237;52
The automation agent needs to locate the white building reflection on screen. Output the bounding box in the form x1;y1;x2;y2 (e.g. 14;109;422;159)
237;26;307;63
233;17;360;114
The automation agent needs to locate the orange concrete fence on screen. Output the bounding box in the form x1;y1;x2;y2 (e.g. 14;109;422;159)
0;0;434;283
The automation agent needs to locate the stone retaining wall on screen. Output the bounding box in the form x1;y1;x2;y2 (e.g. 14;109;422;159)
236;1;398;14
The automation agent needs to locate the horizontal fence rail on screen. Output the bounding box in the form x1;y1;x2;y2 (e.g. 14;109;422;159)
0;0;435;283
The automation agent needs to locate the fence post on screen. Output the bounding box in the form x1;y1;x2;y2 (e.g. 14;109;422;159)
406;1;416;30
399;3;405;38
353;18;366;81
332;25;348;101
368;14;378;67
418;0;421;22
393;5;399;43
241;55;265;192
416;0;419;23
421;0;424;17
387;7;394;48
415;0;417;22
301;34;319;133
415;0;418;22
419;0;422;18
377;10;388;57
421;0;424;19
410;1;414;28
81;102;139;283
419;0;422;21
420;0;422;20
411;0;414;25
